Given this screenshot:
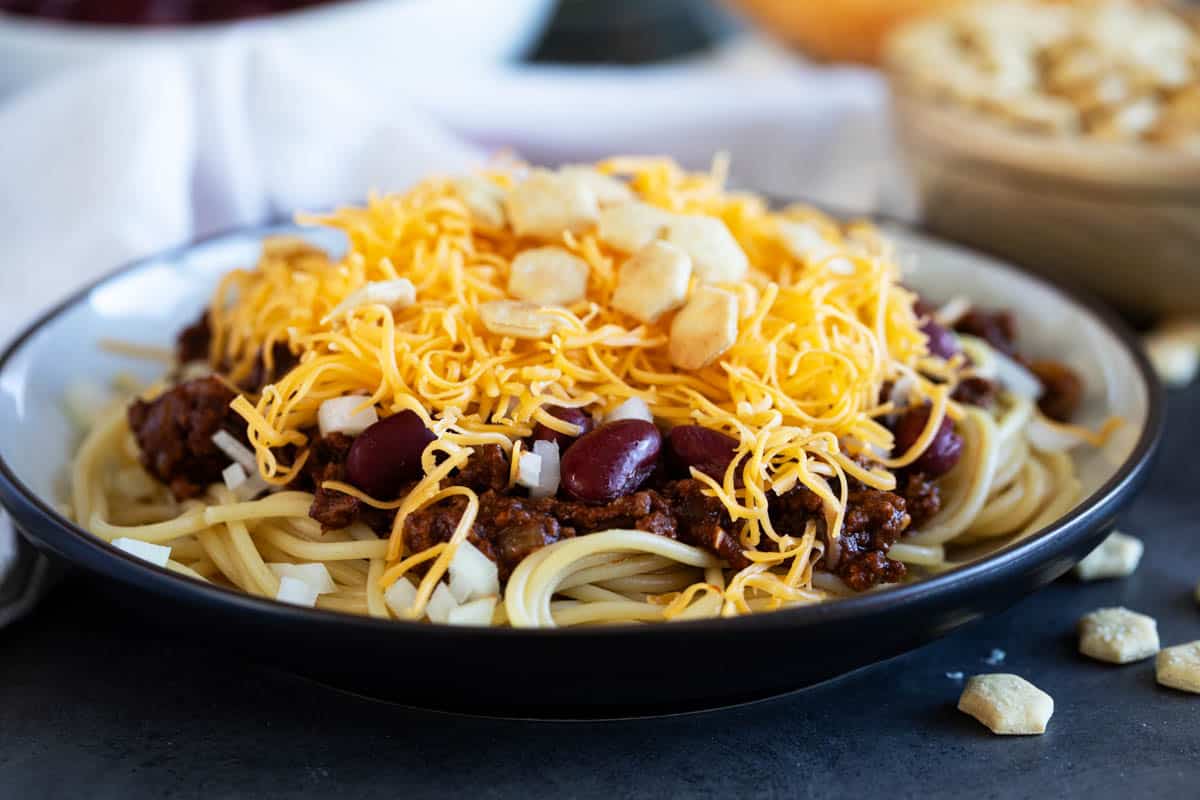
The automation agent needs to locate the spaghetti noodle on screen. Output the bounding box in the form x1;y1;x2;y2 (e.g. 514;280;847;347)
68;157;1110;627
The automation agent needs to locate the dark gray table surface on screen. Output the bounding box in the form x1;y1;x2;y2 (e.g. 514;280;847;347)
3;386;1198;799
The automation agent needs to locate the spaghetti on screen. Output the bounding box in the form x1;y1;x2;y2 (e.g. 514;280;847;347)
68;157;1110;627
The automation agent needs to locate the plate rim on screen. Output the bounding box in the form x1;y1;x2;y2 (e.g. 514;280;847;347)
0;220;1166;641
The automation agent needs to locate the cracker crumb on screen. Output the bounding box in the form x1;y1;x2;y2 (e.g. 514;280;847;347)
1078;607;1160;664
1156;641;1200;694
958;674;1054;735
1073;531;1144;581
1144;320;1200;387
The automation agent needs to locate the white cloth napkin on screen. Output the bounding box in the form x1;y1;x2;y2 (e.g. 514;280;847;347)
0;32;902;621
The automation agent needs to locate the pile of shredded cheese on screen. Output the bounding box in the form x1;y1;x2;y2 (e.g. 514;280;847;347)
212;157;942;599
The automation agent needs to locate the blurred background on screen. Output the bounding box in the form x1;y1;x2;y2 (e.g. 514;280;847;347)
0;0;1198;376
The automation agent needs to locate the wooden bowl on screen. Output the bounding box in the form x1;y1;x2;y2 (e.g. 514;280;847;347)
888;80;1200;316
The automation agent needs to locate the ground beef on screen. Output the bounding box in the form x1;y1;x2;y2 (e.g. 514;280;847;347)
297;431;412;533
842;490;910;543
537;480;752;570
837;490;910;591
481;493;570;577
769;484;825;524
296;438;911;588
634;508;677;538
403;495;479;559
840;551;905;592
310;491;359;531
952;376;998;409
899;472;941;528
127;376;243;500
303;443;510;535
770;485;909;590
399;478;753;578
393;476;914;589
658;479;750;569
1030;359;1083;422
450;444;510;493
534;491;661;534
360;506;399;537
176;311;212;365
305;433;361;530
402;492;567;579
954;308;1018;356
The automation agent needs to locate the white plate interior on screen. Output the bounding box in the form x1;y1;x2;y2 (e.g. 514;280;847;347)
0;225;1149;536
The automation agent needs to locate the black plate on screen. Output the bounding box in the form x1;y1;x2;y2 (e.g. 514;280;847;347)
0;225;1164;719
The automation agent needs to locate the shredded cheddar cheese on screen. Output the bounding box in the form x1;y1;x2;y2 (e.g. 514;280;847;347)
211;157;943;610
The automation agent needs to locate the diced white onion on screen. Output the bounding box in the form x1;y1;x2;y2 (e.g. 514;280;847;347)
63;381;113;432
267;562;337;595
991;350;1043;400
212;431;271;498
529;439;561;499
449;540;500;603
606;397;653;424
275;575;319;607
425;582;459;624
211;430;258;473
934;296;971;326
321;279;416;324
888;374;917;410
515;450;543;490
234;472;270;501
317;395;379;437
383;577;419;618
1026;417;1087;452
112;537;171;567
222;462;248;491
446;596;498;626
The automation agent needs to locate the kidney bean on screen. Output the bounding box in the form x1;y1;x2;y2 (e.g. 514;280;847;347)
951;376;998;409
532;406;594;451
921;317;960;360
892;405;963;478
912;297;959;360
346;410;435;498
668;425;739;481
560;419;662;503
954;308;1017;356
